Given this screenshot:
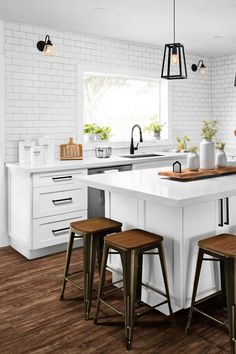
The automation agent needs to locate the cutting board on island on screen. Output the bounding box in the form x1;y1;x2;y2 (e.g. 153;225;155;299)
158;166;236;181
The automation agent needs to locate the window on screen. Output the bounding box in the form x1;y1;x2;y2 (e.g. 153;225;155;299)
82;71;169;143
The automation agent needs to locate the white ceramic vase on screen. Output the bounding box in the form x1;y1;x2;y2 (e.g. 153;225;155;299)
154;131;160;139
200;139;215;169
215;150;227;168
187;152;200;171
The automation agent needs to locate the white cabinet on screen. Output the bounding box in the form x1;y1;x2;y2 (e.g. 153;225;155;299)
8;168;88;259
106;193;226;314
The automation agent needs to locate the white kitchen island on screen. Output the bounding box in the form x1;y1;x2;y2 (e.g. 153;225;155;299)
78;167;236;314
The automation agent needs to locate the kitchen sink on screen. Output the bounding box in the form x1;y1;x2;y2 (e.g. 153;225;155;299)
120;153;164;158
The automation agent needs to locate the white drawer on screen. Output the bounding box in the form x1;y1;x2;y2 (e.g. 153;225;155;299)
33;184;87;218
33;169;87;188
33;211;87;249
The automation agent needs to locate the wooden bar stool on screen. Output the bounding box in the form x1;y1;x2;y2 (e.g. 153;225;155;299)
94;229;175;350
185;233;236;354
60;217;122;320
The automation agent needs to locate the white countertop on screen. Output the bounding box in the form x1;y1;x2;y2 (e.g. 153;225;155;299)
77;166;236;207
6;152;186;173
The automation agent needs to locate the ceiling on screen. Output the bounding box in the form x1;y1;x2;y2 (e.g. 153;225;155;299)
0;0;236;56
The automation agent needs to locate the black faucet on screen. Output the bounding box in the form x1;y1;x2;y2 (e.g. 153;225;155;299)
130;124;143;154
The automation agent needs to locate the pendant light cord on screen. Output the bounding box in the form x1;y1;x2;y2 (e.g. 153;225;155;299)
173;0;176;43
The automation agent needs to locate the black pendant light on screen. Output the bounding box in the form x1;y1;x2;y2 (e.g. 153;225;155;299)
161;0;187;80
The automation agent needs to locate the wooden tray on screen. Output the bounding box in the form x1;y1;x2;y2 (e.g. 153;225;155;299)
60;137;83;160
158;166;236;181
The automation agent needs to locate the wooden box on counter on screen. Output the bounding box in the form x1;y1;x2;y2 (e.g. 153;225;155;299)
60;137;83;160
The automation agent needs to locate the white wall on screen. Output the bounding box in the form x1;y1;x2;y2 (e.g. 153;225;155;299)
212;55;236;149
1;20;212;247
4;21;212;162
0;21;7;246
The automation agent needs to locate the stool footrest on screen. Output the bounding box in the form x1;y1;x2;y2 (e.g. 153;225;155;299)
193;306;228;328
100;299;123;316
67;270;83;276
65;277;83;290
142;282;167;298
194;290;222;306
136;300;168;317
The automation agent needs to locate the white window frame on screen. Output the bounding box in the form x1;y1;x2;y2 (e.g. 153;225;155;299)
77;63;172;151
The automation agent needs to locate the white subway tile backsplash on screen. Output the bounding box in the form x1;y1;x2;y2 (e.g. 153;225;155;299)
4;21;213;162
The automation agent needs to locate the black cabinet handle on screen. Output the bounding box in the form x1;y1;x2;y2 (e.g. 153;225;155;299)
218;198;224;227
52;197;72;204
224;197;229;225
52;227;70;235
52;176;72;181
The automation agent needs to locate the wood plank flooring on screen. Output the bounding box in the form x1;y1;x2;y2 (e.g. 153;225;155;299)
0;246;229;353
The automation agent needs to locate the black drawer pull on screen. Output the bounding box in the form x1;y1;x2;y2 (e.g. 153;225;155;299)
52;176;72;181
218;198;223;227
52;227;70;235
52;197;73;204
224;197;229;225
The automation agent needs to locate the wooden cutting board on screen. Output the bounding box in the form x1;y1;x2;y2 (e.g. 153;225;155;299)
158;166;236;181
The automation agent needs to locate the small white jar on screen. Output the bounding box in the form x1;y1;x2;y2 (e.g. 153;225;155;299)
215;150;227;168
187;152;200;171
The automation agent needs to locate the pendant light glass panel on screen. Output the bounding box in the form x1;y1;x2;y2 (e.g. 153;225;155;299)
161;43;187;79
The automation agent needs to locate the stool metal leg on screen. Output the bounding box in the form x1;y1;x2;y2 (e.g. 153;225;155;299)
60;229;75;300
158;243;175;325
83;233;97;320
136;253;143;304
220;260;227;309
185;248;204;334
121;249;139;350
224;257;236;354
94;242;109;324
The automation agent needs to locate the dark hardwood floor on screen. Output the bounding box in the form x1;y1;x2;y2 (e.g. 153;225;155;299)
0;246;229;353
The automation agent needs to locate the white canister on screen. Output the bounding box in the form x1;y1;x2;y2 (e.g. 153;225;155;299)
38;137;55;164
215;150;227;168
31;146;43;165
19;140;35;165
200;139;215;169
187;152;200;171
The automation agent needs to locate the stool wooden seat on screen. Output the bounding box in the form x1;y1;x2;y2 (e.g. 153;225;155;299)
186;233;236;354
60;217;122;320
199;233;236;257
94;229;174;350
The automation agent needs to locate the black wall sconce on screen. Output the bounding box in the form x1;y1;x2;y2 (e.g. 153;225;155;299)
234;74;236;86
37;35;53;56
191;60;207;75
161;0;187;80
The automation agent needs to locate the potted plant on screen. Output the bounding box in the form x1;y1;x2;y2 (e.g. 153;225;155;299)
187;145;200;171
175;135;190;151
215;141;227;168
94;125;112;141
200;120;219;169
83;123;98;142
144;116;165;139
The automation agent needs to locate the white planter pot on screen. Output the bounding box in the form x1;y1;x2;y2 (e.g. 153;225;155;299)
215;150;227;168
187;152;200;171
200;139;215;169
154;131;160;139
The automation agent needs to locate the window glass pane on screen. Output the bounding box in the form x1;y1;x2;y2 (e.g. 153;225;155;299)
83;73;161;141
